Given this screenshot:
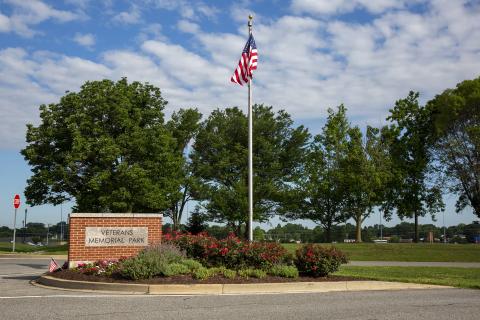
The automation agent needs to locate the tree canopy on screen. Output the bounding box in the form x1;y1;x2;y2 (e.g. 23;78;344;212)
282;105;350;242
190;105;310;238
383;91;444;242
428;77;480;218
22;78;183;213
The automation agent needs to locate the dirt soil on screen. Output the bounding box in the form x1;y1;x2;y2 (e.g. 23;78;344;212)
49;270;361;284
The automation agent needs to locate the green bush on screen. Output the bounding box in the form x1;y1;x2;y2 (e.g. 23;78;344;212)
141;244;186;264
181;259;203;271
163;263;190;277
192;267;216;280
120;244;186;280
222;268;237;279
269;265;299;278
121;256;163;280
238;268;267;279
389;236;400;243
295;244;348;277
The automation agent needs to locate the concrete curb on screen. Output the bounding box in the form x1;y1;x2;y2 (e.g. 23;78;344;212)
36;275;451;295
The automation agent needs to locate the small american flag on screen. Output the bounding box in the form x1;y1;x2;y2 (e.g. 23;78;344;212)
49;258;60;272
230;34;258;85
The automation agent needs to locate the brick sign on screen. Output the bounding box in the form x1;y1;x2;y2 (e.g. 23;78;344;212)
85;227;148;246
68;213;162;268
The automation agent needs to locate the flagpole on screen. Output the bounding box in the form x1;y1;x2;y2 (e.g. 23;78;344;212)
248;15;253;242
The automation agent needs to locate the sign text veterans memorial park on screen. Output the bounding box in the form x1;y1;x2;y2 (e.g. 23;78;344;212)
68;213;162;267
85;227;148;246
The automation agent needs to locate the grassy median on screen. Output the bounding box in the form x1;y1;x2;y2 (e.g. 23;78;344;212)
335;266;480;289
283;243;480;262
0;242;68;254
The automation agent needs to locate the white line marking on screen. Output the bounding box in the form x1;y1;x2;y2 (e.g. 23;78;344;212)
0;273;41;277
0;294;192;299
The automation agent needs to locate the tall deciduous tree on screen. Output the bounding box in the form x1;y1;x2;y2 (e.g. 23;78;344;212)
165;108;202;229
191;105;310;239
384;92;444;242
427;77;480;218
22;78;183;213
283;105;350;242
341;126;392;242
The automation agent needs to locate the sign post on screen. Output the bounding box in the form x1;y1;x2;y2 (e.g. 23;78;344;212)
12;194;20;252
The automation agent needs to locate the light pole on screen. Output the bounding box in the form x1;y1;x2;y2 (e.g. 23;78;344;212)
379;211;383;240
443;210;446;244
60;203;64;242
23;208;27;243
12;208;17;252
46;224;50;246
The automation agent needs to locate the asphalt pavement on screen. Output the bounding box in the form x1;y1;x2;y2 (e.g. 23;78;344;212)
0;257;479;320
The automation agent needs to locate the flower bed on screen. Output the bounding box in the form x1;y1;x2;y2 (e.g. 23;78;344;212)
53;232;348;283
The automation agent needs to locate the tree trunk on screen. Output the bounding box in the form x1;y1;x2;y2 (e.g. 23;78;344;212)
244;219;251;241
325;222;332;243
355;214;362;243
414;212;419;243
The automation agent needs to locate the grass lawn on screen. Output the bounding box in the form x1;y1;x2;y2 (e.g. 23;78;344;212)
0;242;68;254
335;266;480;289
282;243;480;262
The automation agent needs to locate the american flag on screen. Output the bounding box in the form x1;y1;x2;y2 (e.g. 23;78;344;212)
49;258;60;272
230;34;258;85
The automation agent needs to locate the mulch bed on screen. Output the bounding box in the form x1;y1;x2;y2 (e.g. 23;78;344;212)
49;270;361;284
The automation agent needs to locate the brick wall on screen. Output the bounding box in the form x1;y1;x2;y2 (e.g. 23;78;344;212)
68;213;162;267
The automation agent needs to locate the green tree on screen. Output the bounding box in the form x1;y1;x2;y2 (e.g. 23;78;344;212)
384;92;444;242
185;207;208;235
191;105;310;239
282;105;350;242
253;226;266;241
165;108;202;229
427;77;480;218
22;78;183;213
341;126;392;242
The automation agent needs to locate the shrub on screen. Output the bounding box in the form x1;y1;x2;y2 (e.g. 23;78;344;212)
73;260;120;276
238;268;267;279
164;232;289;269
163;263;190;277
192;267;216;280
141;243;186;264
180;259;203;271
389;236;400;243
269;265;299;278
121;256;161;280
222;268;237;279
121;244;186;280
295;244;348;277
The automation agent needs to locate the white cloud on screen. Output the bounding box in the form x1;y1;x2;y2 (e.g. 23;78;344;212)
112;6;141;25
177;19;199;33
146;0;218;20
137;23;165;42
291;0;415;16
1;1;479;150
73;32;95;48
0;12;12;32
1;0;83;37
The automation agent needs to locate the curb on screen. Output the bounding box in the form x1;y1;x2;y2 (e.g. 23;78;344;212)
35;275;451;295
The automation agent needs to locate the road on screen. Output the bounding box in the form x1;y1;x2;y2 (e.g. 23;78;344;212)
0;257;479;320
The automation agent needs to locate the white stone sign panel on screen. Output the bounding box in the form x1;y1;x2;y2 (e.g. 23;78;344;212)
85;227;148;247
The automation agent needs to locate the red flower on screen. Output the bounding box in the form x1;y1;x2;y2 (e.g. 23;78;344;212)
219;247;229;256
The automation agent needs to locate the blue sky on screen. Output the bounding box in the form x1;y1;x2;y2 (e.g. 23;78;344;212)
0;0;479;229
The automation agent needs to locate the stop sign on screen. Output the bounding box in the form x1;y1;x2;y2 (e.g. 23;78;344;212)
13;194;20;209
